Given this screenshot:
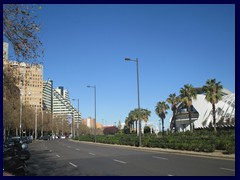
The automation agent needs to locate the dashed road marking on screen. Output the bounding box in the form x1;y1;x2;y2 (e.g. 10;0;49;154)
69;162;77;168
220;168;235;172
56;155;60;158
89;153;95;156
113;159;127;164
168;174;174;176
75;148;80;151
152;156;168;160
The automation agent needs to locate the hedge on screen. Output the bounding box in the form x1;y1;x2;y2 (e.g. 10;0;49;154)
74;129;235;154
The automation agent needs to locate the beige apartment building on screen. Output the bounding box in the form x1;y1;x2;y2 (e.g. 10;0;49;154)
3;42;43;111
81;117;103;129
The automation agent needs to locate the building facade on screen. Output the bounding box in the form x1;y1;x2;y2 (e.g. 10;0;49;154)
81;117;102;129
170;88;235;132
42;81;81;124
3;42;43;111
4;60;44;111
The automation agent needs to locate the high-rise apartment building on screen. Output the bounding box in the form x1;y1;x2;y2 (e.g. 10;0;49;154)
4;42;81;126
43;79;53;112
3;42;43;111
43;81;81;124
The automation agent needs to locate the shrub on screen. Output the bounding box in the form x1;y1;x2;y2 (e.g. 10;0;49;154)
103;126;119;135
224;142;235;154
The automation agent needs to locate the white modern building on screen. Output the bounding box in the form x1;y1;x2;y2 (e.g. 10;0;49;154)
42;81;81;124
170;88;235;132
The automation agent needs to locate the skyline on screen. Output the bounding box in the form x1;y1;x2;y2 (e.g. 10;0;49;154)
7;4;235;128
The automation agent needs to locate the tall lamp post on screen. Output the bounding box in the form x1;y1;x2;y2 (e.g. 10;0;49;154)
125;57;142;147
72;98;79;137
19;70;24;137
87;85;96;143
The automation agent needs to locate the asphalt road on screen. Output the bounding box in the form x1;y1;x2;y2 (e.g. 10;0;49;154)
26;139;235;176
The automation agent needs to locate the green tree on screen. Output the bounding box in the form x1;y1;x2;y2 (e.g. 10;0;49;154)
144;126;151;134
125;108;151;134
155;101;169;135
180;84;197;132
203;79;223;132
166;93;180;132
3;4;43;62
125;116;134;133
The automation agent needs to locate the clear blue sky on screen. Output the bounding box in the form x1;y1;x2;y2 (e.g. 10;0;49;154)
34;4;234;128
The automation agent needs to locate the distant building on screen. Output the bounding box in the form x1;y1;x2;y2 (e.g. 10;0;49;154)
82;117;102;129
44;82;81;124
43;79;53;111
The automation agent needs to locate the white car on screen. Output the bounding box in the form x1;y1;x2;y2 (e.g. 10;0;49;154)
60;135;66;139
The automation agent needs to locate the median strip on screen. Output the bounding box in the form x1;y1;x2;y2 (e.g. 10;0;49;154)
113;159;127;164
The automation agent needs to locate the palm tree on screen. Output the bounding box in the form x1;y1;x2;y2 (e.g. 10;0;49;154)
128;110;138;133
203;79;223;132
126;108;151;134
137;108;151;134
155;101;169;135
125;116;134;133
179;84;197;132
166;93;180;133
137;108;151;123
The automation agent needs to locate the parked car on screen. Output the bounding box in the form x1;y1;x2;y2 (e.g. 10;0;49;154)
21;137;29;144
60;135;66;139
42;135;50;140
28;135;33;143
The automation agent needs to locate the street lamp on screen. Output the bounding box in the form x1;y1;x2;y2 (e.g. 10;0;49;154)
87;85;97;143
125;57;142;147
72;98;79;137
19;73;24;137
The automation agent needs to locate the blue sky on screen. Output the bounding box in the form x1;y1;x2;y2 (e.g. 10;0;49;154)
30;4;234;128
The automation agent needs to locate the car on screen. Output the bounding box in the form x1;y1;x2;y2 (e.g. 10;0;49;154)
42;135;50;140
5;136;22;146
21;136;29;144
28;135;33;143
60;135;66;139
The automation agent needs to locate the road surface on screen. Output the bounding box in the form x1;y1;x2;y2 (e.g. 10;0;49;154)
26;139;235;176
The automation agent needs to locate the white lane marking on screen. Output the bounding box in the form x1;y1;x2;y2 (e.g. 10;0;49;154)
113;159;127;164
75;148;80;151
168;174;174;176
152;156;168;160
69;162;77;168
67;146;71;148
89;153;95;156
56;155;60;158
220;167;235;172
